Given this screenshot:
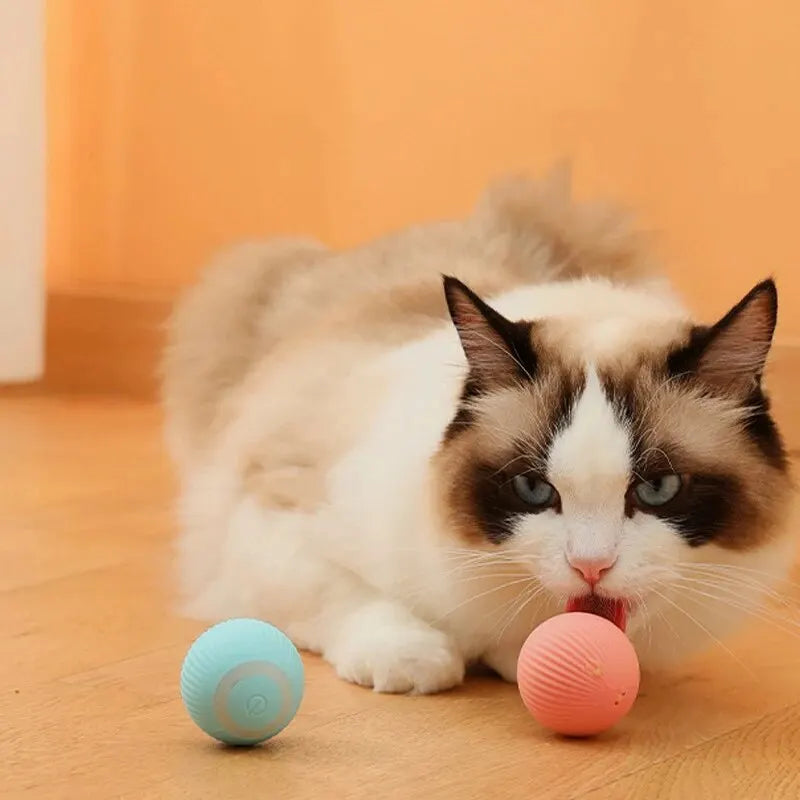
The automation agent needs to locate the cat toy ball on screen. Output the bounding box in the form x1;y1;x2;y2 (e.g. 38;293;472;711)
180;618;304;745
517;612;640;736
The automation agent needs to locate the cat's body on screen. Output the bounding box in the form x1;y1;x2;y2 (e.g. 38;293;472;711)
164;173;793;693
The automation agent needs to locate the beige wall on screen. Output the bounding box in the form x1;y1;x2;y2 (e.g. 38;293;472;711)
47;0;800;337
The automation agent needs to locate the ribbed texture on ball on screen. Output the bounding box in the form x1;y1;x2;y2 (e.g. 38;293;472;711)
180;618;304;745
517;612;640;737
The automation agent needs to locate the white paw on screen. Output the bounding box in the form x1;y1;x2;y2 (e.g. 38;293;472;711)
327;614;464;694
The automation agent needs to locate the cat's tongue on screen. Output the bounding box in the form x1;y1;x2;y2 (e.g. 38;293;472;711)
566;595;627;631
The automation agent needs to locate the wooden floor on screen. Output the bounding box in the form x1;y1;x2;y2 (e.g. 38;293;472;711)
3;393;800;799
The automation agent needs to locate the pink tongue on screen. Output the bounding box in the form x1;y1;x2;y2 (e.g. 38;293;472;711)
567;595;627;631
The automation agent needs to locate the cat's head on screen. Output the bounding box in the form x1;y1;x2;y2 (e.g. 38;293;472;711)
434;276;793;648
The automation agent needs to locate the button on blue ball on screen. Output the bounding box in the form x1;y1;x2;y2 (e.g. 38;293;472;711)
180;618;304;745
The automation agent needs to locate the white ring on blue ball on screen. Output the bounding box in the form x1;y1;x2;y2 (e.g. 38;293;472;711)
212;660;294;740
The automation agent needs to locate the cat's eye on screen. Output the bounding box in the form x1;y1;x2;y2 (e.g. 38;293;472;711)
512;474;558;508
632;474;683;508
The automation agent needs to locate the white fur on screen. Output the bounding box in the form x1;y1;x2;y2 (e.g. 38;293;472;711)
175;278;792;692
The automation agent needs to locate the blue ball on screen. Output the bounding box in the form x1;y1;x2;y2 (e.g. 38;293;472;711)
180;618;304;745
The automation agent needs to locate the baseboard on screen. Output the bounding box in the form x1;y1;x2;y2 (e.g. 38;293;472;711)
764;344;800;455
42;291;172;398
12;291;800;452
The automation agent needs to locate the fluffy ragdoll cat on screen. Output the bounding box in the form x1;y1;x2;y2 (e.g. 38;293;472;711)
163;171;793;694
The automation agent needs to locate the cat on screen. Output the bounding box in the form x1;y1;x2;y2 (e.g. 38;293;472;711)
163;170;793;693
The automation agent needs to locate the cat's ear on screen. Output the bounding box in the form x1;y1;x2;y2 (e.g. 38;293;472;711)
670;280;777;397
443;276;535;386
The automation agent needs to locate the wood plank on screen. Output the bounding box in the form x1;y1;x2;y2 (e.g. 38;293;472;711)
580;703;800;799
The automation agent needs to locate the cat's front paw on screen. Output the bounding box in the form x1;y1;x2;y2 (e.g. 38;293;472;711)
327;618;465;694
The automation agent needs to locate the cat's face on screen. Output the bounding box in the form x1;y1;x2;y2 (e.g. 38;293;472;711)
435;277;792;637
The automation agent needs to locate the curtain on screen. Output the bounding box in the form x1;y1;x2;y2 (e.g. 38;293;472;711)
0;0;44;383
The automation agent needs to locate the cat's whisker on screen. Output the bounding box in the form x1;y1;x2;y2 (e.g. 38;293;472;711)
436;550;544;572
674;566;798;611
666;578;800;640
433;576;538;624
634;588;653;651
379;545;536;566
487;587;530;637
676;561;800;593
649;584;757;679
652;600;681;646
637;446;677;475
398;570;533;602
489;453;534;479
493;583;545;646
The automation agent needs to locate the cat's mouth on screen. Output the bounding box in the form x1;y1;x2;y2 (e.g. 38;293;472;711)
566;594;628;631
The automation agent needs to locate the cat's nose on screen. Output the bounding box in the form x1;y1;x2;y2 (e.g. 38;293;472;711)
567;553;617;587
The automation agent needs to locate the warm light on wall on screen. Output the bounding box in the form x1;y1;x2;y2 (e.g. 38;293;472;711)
46;0;800;336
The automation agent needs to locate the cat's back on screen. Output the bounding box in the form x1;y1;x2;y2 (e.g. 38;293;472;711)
162;223;477;466
163;171;655;468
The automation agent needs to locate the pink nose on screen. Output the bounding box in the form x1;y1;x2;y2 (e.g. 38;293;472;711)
568;554;617;586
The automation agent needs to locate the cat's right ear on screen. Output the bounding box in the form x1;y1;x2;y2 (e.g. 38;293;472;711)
443;276;536;386
668;279;777;398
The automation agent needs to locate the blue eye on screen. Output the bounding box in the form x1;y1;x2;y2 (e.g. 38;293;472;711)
633;474;682;507
512;475;557;508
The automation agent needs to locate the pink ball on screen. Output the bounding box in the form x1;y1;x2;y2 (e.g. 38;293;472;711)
517;612;640;737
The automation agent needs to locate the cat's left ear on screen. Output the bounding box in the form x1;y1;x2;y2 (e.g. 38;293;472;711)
670;279;777;397
443;276;536;386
